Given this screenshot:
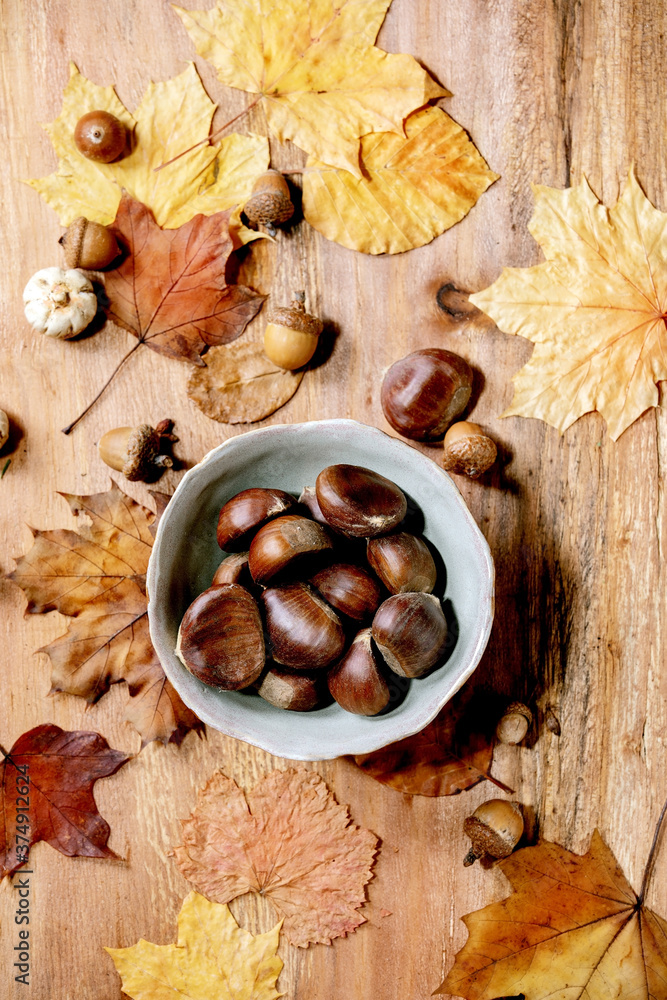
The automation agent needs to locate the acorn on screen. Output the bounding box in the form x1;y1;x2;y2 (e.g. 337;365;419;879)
59;217;121;270
244;169;294;228
263;293;324;371
462;799;524;868
98;420;176;482
495;702;533;745
74;110;127;162
443;421;497;478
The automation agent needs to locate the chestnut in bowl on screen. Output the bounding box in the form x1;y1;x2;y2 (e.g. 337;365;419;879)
147;419;494;761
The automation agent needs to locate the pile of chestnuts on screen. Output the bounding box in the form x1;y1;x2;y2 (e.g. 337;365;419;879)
176;464;452;716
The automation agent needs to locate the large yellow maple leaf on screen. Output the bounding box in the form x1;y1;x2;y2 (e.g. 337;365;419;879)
106;892;283;1000
303;107;497;254
173;0;447;176
471;171;667;440
28;63;269;231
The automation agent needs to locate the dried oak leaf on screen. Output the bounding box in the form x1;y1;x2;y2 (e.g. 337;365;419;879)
187;340;304;422
171;769;378;947
174;0;446;176
105;193;265;365
471;170;667;440
28;62;269;239
303;107;498;254
106;891;283;1000
354;691;506;796
0;724;130;877
7;483;201;747
437;831;667;999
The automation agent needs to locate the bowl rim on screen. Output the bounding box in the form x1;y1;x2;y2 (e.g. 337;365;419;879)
147;418;495;760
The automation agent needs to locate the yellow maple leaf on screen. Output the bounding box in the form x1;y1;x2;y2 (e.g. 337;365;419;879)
173;0;447;176
28;63;269;233
303;107;497;254
105;891;283;1000
471;170;667;440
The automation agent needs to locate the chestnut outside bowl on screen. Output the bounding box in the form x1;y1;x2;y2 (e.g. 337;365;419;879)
147;419;494;761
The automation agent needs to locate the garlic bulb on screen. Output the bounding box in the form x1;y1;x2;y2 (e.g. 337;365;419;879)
23;267;97;339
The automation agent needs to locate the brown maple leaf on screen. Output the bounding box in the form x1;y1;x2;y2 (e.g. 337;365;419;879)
7;484;202;747
106;193;264;365
437;812;667;999
171;769;378;947
354;692;511;796
0;724;130;877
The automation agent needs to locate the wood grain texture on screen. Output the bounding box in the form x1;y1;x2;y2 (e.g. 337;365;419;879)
0;0;666;997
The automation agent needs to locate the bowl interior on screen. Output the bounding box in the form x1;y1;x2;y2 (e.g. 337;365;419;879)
147;419;494;760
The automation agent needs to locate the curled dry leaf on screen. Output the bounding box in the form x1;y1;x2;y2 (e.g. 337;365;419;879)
171;769;378;947
187;340;304;423
174;0;446;176
437;829;667;999
0;724;130;877
106;891;283;1000
6;483;202;747
28;62;269;238
106;193;265;366
471;170;667;440
354;691;508;796
303;107;498;254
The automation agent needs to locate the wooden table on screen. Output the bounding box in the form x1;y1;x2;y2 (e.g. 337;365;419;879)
1;1;666;997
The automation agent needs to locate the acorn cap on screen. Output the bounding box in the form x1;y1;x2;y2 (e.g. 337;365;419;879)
123;424;173;481
268;300;323;337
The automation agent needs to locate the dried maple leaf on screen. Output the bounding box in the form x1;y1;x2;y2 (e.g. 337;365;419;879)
437;817;667;999
174;0;447;176
354;691;509;796
186;340;305;422
0;724;129;877
171;769;378;947
303;107;497;254
106;890;283;1000
7;483;201;747
28;62;269;235
105;193;264;366
471;170;667;440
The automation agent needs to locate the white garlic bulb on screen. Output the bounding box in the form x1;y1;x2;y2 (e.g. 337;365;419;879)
23;267;97;339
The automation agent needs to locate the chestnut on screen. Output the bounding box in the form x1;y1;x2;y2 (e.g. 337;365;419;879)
248;515;334;585
176;584;265;689
298;485;330;527
381;348;473;440
257;666;323;711
310;563;381;620
315;464;407;538
262;582;346;670
211;551;251;586
328;629;390;715
366;532;437;594
372;592;448;678
217;487;297;551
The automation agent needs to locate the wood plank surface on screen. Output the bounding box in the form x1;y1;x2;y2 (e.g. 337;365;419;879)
1;1;666;997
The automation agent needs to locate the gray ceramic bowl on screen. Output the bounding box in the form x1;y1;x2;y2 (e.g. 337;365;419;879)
147;419;494;761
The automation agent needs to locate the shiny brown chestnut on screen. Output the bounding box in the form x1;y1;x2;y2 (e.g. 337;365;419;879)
262;582;346;670
328;629;390;716
310;563;381;620
257;667;323;711
211;551;251;586
248;515;334;585
299;485;330;527
372;592;448;678
176;583;265;689
381;348;473;441
315;464;407;538
366;532;437;594
217;487;297;551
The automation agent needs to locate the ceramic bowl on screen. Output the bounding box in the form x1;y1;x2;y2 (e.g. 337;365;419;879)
147;419;494;761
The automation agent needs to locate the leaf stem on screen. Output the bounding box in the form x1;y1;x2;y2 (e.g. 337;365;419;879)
61;340;144;435
638;796;667;904
154;96;262;172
